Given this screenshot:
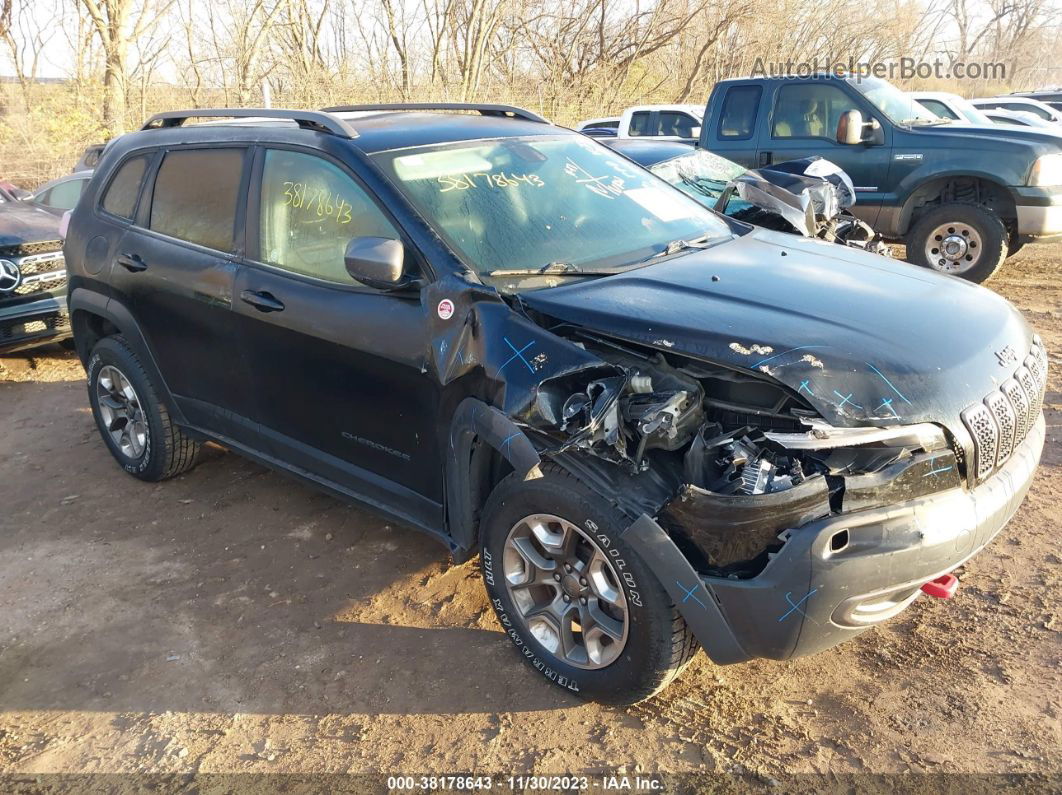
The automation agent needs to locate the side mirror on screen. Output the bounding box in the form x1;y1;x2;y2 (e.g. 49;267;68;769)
836;110;865;144
690;125;702;138
344;236;408;290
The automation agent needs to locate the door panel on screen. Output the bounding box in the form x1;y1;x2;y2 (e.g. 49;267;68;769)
235;146;443;528
760;82;893;227
104;146;258;445
233;267;443;523
112;230;257;444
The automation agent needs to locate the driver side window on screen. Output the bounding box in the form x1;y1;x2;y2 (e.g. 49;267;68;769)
772;84;856;139
259;149;401;285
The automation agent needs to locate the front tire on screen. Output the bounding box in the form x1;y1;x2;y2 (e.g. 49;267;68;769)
87;335;200;481
905;202;1008;283
480;463;698;704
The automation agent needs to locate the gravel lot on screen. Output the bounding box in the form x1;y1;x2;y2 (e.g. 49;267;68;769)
1;246;1060;786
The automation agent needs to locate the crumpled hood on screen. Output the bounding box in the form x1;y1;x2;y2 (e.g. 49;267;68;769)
0;202;62;248
522;229;1035;429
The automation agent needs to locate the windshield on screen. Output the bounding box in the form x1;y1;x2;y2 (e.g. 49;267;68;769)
648;149;745;203
372;135;730;284
951;97;994;125
846;76;937;125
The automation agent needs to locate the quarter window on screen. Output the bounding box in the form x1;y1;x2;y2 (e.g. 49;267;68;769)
258;149;401;285
718;86;761;139
918;99;959;120
101;156;149;219
149;148;243;252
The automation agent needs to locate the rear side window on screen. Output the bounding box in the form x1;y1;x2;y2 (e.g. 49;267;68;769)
101;156;149;219
42;179;88;211
149;148;244;252
718;86;761;139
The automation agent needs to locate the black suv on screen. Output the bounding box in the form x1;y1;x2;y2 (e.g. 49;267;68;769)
65;105;1047;704
0;184;70;353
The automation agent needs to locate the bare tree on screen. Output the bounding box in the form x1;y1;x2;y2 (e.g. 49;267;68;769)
74;0;174;133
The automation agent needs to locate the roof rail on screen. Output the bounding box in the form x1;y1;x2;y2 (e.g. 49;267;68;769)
141;108;357;138
322;102;549;124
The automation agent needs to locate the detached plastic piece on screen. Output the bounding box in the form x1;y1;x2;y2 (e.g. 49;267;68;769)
921;573;959;599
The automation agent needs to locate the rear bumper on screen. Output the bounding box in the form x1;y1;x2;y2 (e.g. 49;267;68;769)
626;413;1045;664
0;295;71;354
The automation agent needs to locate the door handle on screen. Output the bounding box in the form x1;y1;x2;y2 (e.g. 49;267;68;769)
758;151;772;166
240;289;285;313
116;252;147;272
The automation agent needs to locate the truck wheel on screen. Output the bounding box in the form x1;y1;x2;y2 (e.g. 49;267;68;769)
906;203;1008;283
479;463;698;704
87;335;200;481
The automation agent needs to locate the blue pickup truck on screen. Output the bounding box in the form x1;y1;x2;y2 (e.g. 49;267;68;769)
700;73;1062;282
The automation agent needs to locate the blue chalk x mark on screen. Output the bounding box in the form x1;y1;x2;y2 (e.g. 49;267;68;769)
501;432;518;458
676;580;706;609
500;337;536;374
779;588;818;622
866;362;912;405
875;397;900;419
833;390;863;410
798;379;815;397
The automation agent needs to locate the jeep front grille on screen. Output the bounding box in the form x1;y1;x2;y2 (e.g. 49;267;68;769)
961;339;1048;483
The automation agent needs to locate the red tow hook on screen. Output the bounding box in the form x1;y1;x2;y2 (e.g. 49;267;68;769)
921;573;959;599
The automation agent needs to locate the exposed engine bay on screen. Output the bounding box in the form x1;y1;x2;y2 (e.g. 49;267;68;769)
524;333;958;579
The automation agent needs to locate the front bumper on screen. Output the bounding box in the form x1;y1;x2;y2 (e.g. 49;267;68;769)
625;413;1045;664
1013;186;1062;239
0;295;71;354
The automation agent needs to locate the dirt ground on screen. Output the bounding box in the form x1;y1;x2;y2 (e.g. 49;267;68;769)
1;245;1060;788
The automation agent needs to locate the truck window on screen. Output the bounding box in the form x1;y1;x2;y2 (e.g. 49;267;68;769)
772;84;858;139
149;148;243;252
658;112;698;137
629;112;653;137
101;155;149;220
919;99;959;120
718;86;761;140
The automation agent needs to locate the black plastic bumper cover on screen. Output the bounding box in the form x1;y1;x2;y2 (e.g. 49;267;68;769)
622;414;1045;665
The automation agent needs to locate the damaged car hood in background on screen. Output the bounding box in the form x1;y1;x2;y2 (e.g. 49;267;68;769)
519;227;1033;429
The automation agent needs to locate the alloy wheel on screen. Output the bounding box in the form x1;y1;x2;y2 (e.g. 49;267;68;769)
96;364;148;459
502;513;629;669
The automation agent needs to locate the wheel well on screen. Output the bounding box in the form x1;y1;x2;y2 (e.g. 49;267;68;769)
70;309;119;365
466;438;515;550
902;176;1016;234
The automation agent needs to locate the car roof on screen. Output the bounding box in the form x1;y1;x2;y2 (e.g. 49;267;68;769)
110;108;566;159
602;138;696;166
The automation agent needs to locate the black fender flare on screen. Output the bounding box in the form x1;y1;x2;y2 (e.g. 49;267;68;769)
621;514;750;665
445;397;541;558
67;287;185;424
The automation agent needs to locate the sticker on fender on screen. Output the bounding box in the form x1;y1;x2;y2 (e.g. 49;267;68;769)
437;299;455;320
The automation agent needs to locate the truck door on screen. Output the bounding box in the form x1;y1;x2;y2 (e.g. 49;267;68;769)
704;84;763;168
757;82;893;227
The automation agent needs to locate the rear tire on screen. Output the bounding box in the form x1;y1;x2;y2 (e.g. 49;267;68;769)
479;463;698;704
87;335;200;481
905;202;1008;283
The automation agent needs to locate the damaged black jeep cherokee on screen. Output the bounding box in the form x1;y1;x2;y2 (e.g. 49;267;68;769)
64;104;1048;704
